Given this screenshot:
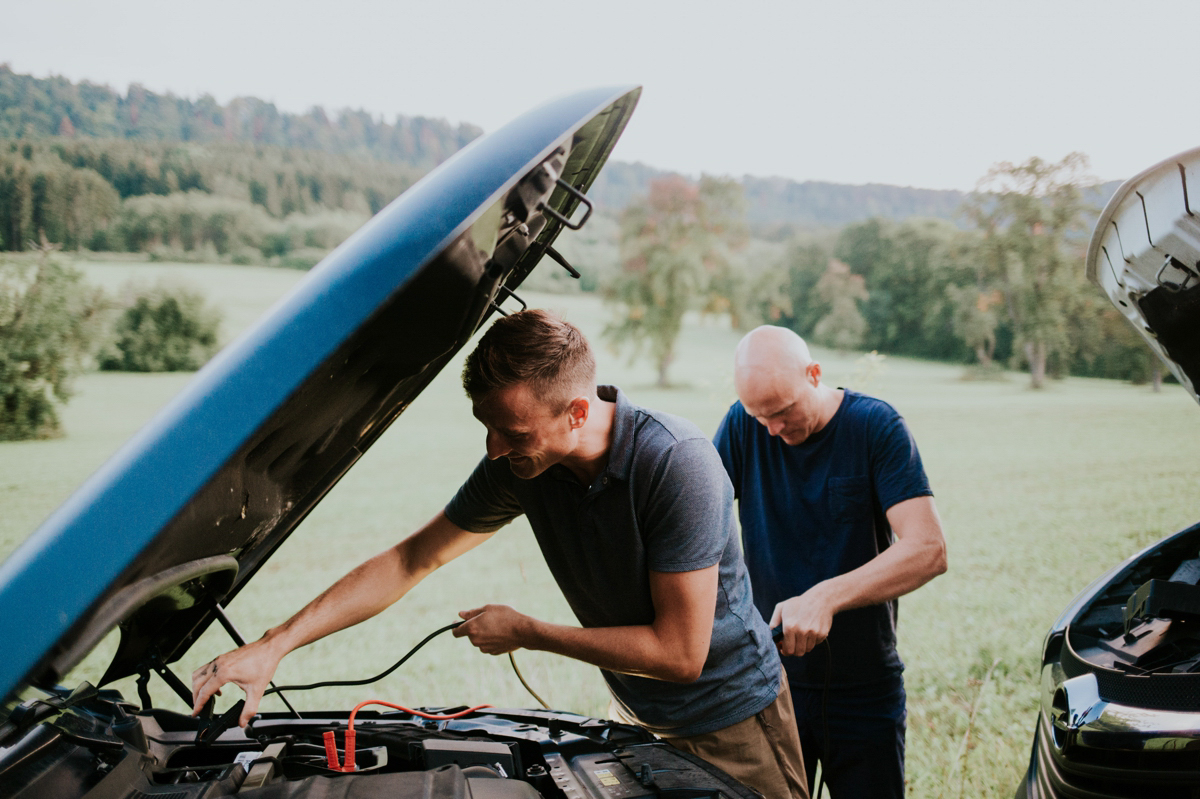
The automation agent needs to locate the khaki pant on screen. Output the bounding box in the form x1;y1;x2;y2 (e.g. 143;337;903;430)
661;672;810;799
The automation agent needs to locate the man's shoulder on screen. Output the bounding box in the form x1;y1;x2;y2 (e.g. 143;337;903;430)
605;386;723;483
628;399;709;449
840;390;905;428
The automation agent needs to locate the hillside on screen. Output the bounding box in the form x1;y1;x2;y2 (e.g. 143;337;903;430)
0;64;481;170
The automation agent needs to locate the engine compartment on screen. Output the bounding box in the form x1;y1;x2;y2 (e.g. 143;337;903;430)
0;689;754;799
1067;525;1200;678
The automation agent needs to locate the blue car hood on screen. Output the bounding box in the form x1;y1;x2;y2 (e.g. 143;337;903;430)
0;86;640;704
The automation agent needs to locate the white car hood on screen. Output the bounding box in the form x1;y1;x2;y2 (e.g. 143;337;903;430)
1086;146;1200;403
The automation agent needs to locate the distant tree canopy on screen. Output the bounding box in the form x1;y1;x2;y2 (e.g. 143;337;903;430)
0;137;417;259
0;64;481;168
812;258;869;352
833;217;975;361
0;66;485;262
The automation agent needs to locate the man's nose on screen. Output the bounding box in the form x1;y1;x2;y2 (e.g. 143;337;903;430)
766;418;785;436
485;430;510;460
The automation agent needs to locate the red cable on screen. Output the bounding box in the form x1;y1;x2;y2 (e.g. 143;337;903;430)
324;701;493;772
348;700;493;724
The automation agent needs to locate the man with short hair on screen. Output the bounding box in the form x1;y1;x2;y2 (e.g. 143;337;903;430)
714;326;947;799
193;310;809;799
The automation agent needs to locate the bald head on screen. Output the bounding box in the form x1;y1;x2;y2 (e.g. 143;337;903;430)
733;326;838;445
734;326;813;388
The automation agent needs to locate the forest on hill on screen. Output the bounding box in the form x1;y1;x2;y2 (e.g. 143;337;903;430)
0;64;481;168
590;161;970;235
0;66;486;261
0;65;1033;245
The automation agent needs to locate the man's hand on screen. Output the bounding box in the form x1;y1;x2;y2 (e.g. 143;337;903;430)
768;497;948;660
191;638;283;727
769;585;835;657
454;604;534;655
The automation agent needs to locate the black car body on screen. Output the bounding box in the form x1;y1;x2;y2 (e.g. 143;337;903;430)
1018;146;1200;798
0;86;760;799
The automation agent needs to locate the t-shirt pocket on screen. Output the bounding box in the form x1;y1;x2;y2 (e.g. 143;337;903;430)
828;475;872;524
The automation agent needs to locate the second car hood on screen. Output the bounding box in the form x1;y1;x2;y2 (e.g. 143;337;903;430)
0;86;640;705
1086;145;1200;402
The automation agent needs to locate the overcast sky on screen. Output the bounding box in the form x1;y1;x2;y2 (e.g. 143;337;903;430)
3;0;1196;191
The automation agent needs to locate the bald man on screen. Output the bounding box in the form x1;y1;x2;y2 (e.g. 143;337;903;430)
713;326;947;799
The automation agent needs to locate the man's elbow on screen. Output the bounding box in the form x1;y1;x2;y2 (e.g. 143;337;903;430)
658;650;706;683
926;536;948;579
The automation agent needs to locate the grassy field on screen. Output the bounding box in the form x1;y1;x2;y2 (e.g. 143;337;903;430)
4;258;1200;798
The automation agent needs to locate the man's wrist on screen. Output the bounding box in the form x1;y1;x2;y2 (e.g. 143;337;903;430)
807;579;842;615
257;626;295;660
518;614;547;652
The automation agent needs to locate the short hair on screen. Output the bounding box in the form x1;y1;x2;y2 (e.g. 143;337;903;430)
462;309;596;409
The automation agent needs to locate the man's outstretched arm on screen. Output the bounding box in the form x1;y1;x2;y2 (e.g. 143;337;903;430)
191;511;491;725
771;495;947;657
453;564;719;683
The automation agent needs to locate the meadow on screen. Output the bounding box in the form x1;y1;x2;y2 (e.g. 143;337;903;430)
3;258;1200;798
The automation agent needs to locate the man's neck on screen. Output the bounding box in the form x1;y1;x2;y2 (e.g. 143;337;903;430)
561;394;617;485
814;384;845;435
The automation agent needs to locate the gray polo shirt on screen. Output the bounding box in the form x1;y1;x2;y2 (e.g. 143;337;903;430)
444;385;780;738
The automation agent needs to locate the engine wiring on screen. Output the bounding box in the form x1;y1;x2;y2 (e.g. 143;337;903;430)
324;700;495;772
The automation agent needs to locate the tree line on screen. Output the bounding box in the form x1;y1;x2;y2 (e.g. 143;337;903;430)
0;137;422;262
602;156;1159;389
0;64;480;169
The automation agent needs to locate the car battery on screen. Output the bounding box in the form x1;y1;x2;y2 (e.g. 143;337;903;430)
421;739;518;777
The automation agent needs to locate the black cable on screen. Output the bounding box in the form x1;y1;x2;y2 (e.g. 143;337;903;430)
815;639;831;799
263;622;463;696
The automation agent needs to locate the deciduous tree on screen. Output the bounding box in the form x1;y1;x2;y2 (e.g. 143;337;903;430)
603;176;745;387
964;153;1094;388
812;258;868;352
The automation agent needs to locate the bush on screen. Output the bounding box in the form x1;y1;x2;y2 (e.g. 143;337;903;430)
0;258;106;440
98;282;221;372
113;191;274;255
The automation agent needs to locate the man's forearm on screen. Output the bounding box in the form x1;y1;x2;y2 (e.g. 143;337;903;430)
771;518;946;657
262;545;418;654
456;567;718;683
814;531;946;614
524;618;706;683
265;511;488;654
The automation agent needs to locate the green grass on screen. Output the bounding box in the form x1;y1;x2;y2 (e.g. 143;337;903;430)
4;258;1200;798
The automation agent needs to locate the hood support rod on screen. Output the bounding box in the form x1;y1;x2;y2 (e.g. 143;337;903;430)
214;603;302;719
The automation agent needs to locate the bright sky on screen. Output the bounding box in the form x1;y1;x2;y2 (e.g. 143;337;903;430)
3;0;1196;191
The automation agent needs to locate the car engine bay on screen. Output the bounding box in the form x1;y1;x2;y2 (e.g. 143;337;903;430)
1064;525;1200;689
0;685;753;799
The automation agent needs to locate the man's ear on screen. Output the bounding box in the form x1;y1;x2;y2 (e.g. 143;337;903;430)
807;361;822;387
567;396;590;430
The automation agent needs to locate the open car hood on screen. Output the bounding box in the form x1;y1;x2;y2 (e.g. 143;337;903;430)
1086;145;1200;403
0;86;640;704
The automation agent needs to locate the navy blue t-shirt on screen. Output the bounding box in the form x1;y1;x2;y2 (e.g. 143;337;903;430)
713;390;932;686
